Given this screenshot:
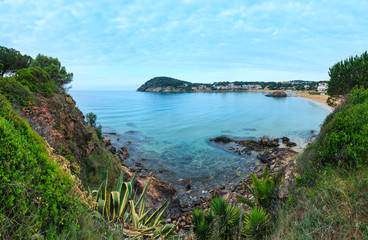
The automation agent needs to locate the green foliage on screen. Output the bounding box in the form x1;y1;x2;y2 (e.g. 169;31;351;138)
304;87;368;168
328;51;368;98
243;206;270;240
0;94;86;238
138;76;191;91
210;197;240;239
191;208;214;240
237;167;281;214
0;46;32;76
192;197;240;240
0;76;35;108
94;162;177;239
31;54;73;87
86;112;97;128
16;66;57;97
86;112;103;140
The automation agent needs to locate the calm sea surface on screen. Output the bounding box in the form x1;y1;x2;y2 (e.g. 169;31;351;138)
70;91;331;203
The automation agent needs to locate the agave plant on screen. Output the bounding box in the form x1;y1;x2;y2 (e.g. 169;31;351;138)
242;206;269;240
93;161;177;239
237;166;281;214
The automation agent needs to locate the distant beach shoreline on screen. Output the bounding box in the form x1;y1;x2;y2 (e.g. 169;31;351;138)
247;89;333;111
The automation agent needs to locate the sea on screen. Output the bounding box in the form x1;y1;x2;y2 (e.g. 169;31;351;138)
70;90;331;204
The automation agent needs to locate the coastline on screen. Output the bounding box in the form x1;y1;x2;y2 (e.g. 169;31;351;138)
247;89;333;111
291;91;333;111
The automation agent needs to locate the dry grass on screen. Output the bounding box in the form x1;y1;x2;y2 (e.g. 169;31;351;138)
273;167;368;239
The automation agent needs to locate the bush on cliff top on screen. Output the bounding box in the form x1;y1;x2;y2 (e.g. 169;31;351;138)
304;87;368;168
0;76;35;108
0;93;87;238
16;66;57;97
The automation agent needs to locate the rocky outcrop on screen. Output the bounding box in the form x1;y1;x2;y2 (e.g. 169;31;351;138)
265;91;287;97
209;135;297;161
104;139;116;154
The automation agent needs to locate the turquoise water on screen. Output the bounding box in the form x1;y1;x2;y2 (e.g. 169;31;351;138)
70;91;331;203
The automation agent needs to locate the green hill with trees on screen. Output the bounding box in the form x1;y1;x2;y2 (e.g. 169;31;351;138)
137;76;192;92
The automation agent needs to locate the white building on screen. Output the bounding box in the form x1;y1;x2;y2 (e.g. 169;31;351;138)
317;82;328;92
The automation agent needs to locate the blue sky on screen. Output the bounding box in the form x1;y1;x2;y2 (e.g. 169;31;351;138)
1;0;368;90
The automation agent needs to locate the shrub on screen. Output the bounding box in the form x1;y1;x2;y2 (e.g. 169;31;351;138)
191;208;214;240
192;197;240;240
31;54;73;87
314;87;368;167
0;94;85;238
86;112;103;140
16;66;56;97
237;166;281;215
0;76;35;108
243;206;270;239
328;51;368;98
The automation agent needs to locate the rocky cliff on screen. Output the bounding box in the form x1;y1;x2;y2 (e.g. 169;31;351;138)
20;90;181;217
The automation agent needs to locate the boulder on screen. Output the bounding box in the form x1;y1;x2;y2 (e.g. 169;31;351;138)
286;141;297;147
260;136;279;147
265;91;287;97
257;148;298;165
281;136;290;144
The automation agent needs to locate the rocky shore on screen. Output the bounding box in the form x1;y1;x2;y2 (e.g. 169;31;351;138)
103;133;302;236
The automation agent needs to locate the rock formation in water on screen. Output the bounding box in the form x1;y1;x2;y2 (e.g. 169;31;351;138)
265;91;287;97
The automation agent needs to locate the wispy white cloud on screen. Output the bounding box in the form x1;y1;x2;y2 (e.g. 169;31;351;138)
1;0;368;89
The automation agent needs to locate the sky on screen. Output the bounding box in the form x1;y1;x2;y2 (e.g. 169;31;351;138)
1;0;368;90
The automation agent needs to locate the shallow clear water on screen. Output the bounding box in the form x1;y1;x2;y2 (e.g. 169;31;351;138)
70;91;331;203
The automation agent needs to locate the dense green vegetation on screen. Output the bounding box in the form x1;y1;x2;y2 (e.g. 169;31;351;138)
0;45;72;88
0;94;85;238
31;54;73;87
0;46;32;76
138;76;192;91
0;76;35;108
0;46;135;239
272;55;368;238
17;66;57;97
192;168;280;239
328;51;368;98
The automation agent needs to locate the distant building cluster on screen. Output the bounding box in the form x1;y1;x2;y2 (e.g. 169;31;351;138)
317;82;328;92
211;83;262;90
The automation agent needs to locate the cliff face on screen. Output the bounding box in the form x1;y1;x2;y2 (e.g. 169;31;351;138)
22;91;181;217
20;91;122;189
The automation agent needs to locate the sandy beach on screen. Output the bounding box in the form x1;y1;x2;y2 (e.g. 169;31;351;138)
290;91;332;110
249;89;333;110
